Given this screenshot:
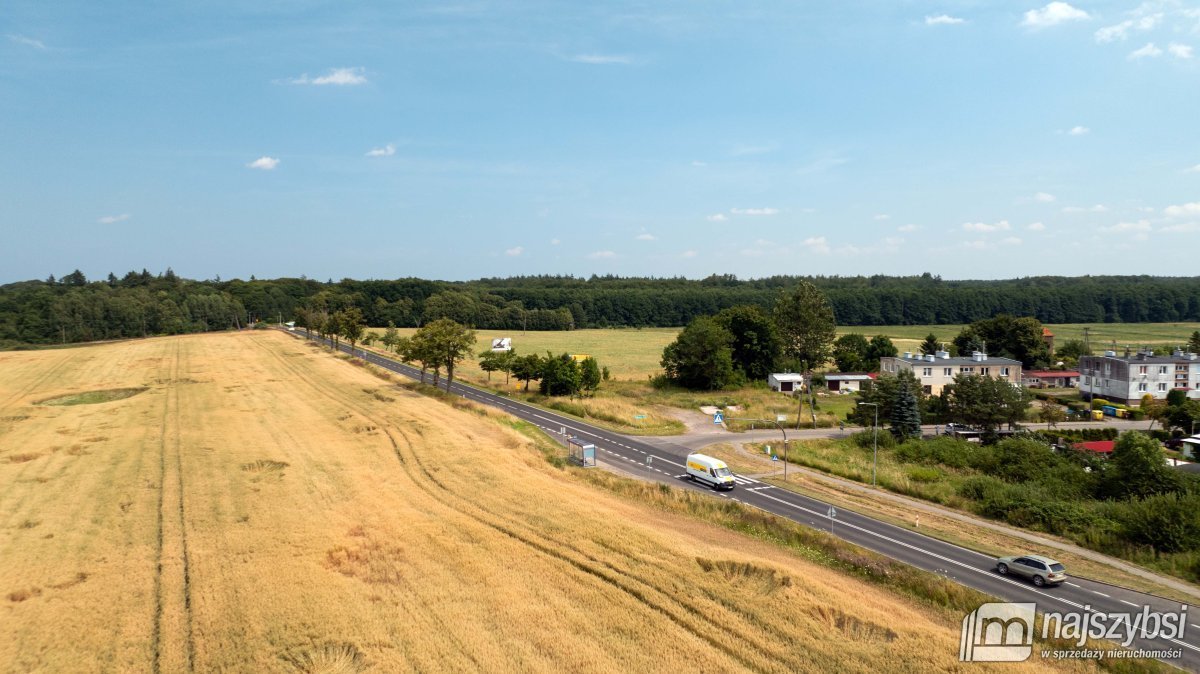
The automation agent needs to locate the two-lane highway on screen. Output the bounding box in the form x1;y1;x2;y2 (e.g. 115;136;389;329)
290;330;1200;670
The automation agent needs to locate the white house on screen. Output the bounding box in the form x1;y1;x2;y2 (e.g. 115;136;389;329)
824;372;875;393
1181;435;1200;460
768;373;805;395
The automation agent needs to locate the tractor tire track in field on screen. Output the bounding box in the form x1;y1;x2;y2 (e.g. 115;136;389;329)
265;335;780;673
152;340;195;674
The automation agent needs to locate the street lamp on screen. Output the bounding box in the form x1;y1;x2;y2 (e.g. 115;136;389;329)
767;419;789;482
858;402;879;488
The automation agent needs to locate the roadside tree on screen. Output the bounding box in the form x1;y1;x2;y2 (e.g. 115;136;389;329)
661;316;736;390
773;281;837;370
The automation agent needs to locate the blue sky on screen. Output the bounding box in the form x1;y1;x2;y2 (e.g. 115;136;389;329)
2;1;1199;283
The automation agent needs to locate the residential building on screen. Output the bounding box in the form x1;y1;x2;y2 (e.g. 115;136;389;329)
878;351;1022;395
1022;370;1079;388
1079;349;1200;406
824;372;875;393
768;372;805;395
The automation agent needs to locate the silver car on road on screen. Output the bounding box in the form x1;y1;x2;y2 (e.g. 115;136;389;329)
996;554;1067;587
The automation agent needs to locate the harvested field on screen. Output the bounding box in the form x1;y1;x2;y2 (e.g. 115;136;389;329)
0;331;1097;672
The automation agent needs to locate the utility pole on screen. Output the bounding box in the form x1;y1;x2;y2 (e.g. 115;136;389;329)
858;402;879;488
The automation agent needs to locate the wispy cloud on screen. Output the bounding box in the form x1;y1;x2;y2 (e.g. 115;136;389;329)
1022;2;1089;28
1067;125;1090;136
1027;222;1046;231
365;144;395;157
98;213;130;224
504;246;523;257
635;233;656;241
1129;42;1163;59
282;67;368;86
925;14;966;25
570;54;633;65
706;213;727;222
690;160;707;167
1165;202;1200;217
1062;204;1107;213
681;250;698;258
1186;164;1200;173
550;238;561;245
898;224;919;232
6;34;45;49
246;156;280;170
1102;220;1152;240
873;214;890;221
1168;43;1194;59
1095;13;1161;42
587;250;616;259
730;143;776;156
961;220;1011;232
1160;222;1200;233
1034;192;1056;203
803;237;831;254
730;207;779;216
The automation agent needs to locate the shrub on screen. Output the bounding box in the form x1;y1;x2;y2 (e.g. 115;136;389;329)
1117;493;1200;553
907;466;942;483
849;429;895;450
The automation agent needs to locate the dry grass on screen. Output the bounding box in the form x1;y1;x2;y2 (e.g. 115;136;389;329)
0;331;1110;672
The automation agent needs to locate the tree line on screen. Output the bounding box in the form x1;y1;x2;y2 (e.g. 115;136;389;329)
6;269;1200;346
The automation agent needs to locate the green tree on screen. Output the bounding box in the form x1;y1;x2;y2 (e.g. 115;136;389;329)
850;370;922;426
540;352;582;396
1166;400;1200;435
1189;331;1200;354
714;305;781;380
1120;492;1200;553
953;315;1052;369
478;349;503;381
919;333;940;356
833;333;870;372
945;373;1031;434
1037;400;1067;428
512;353;542;392
579;356;602;396
335;307;365;353
1054;338;1090;365
381;321;400;352
1104;432;1181;500
422;318;477;392
866;335;898;368
773;281;837;370
660;316;736;390
890;377;922;441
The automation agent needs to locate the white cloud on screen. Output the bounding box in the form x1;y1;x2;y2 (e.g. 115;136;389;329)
1168;43;1194;59
1095;14;1161;42
681;250;698;258
1129;42;1163;59
706;213;728;222
1165;202;1200;217
690;160;707;167
1034;192;1056;203
587;250;616;259
284;67;368;86
1027;221;1046;231
961;220;1011;232
1103;219;1153;232
1022;2;1089;28
504;246;523;257
803;237;831;254
1067;125;1090;136
635;233;656;241
246;156;280;170
925;14;966;25
898;224;919;232
6;34;46;49
570;54;633;65
550;238;561;245
1001;236;1023;246
366;144;395;157
1186;164;1200;173
730;207;779;216
1160;222;1200;233
873;214;890;221
97;213;130;224
1061;204;1107;213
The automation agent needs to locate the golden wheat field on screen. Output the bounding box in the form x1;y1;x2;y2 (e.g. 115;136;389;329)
1;331;1101;673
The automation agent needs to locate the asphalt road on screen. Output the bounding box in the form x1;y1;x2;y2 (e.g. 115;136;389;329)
289;330;1200;670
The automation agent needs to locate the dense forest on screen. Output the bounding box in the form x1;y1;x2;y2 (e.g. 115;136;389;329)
3;269;1200;346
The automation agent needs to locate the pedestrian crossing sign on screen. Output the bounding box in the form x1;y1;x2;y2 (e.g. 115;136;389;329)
713;411;724;424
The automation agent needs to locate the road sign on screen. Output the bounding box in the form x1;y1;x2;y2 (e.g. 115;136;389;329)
634;414;646;419
828;506;837;519
776;414;787;422
713;411;724;424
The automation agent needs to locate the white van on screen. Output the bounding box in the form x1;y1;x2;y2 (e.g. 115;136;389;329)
685;453;736;491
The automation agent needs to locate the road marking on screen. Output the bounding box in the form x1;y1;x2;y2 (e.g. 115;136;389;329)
1065;582;1080;587
1119;599;1139;607
1092;590;1111;598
